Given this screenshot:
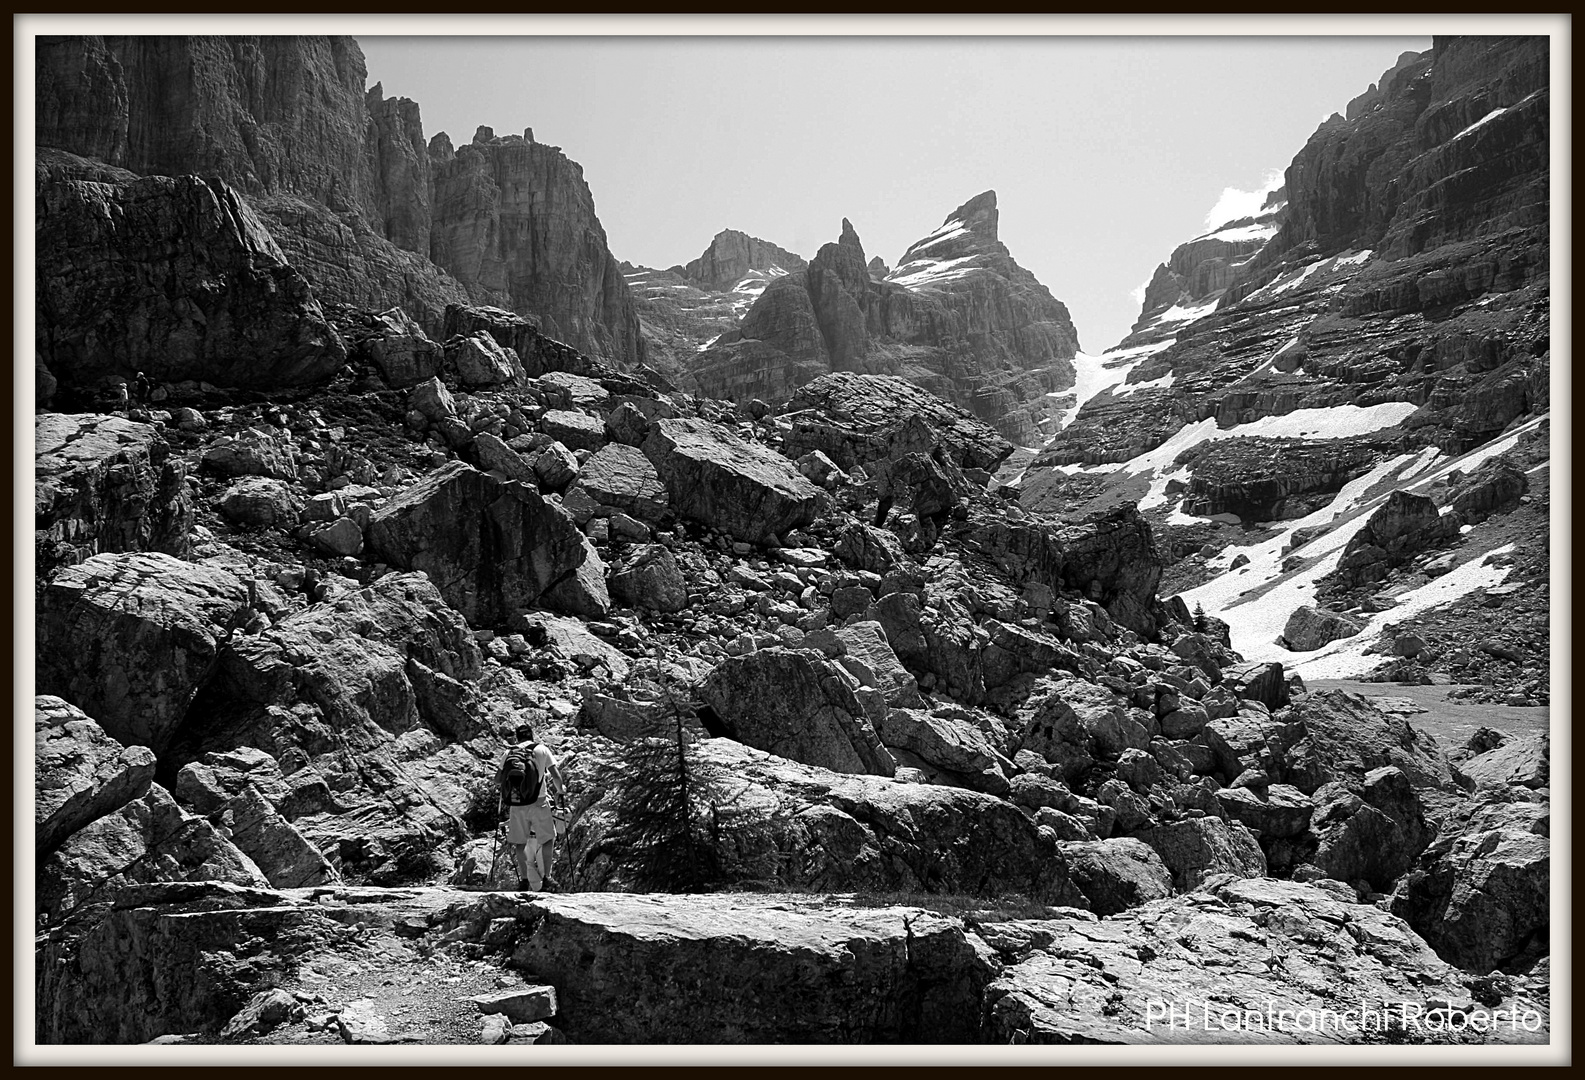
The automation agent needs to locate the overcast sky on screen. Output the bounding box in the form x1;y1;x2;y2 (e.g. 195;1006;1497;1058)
360;33;1431;353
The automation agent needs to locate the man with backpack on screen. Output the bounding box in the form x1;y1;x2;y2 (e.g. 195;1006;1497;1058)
497;720;568;892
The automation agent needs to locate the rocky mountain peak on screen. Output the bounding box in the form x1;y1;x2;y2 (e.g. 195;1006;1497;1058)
675;229;806;291
950;189;999;242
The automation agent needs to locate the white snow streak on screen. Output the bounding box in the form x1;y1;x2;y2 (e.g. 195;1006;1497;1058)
1453;108;1507;141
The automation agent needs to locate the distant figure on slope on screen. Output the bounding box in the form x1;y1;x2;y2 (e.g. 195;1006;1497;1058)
497;720;568;892
301;566;327;606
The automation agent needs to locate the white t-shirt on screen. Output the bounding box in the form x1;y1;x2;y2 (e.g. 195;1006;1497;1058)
528;743;556;806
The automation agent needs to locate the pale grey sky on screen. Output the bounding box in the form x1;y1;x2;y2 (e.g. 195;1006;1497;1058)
361;33;1431;352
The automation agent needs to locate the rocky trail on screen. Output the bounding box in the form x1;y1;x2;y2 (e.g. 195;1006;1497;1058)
30;31;1553;1053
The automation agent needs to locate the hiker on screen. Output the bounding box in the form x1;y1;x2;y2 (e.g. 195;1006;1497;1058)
497;721;568;892
301;566;326;605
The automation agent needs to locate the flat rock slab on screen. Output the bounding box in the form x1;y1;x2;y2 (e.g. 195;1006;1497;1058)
34;879;1549;1046
336;999;394;1044
643;417;823;544
984;876;1548;1045
469;985;557;1024
508;892;996;1043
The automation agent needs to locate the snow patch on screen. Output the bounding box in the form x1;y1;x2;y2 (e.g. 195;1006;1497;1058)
1154;298;1221;325
1197;221;1280;244
1453;108;1506;141
887;254;982;289
1115;371;1176;397
1104;338;1178;362
1096;402;1419;482
1050;349;1146;433
1281;548;1515;679
1138;467;1191;511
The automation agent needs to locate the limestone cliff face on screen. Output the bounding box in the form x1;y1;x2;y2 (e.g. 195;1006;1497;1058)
364;82;431;256
1264;36;1547;265
427;128;646;367
35;35;646;366
687;192;1081;443
1035;35;1550;516
37;35;379;224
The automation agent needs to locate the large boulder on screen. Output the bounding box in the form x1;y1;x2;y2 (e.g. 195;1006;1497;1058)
366;461;609;624
35;173;345;394
1013;676;1149;778
1059;837;1174;915
36;552;250;754
575;443;669;523
445;331;519;387
539;409;607;452
642;418;823;544
568;738;1081;906
982;877;1542;1044
1281;605;1363;652
1389;795;1549;973
1275;690;1460;795
697;649;896;776
834;621;923;708
970;507;1165;635
201;427;299;480
1308;766;1436;891
35;696;157;855
36;783;268;919
1448;457;1528;524
173;753;338;889
1461;731;1549;791
1214;783;1314;839
1221;660;1290;711
1133;816;1267;890
510;891;994;1043
780;372;1015;471
607;543;688;614
359;307;442;387
35;412;193;574
876;708;1011;794
218;476;302;529
1333;489;1462;586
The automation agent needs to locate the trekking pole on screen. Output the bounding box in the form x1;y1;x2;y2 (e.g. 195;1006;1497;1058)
488;792;506;891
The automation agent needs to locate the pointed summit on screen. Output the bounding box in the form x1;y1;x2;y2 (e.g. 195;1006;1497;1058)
948;190;998;242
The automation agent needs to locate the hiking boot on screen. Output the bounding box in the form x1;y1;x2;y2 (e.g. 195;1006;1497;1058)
540;878;559;893
516;879;533;892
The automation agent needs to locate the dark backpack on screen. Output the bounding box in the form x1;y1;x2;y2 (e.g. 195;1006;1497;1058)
500;746;542;807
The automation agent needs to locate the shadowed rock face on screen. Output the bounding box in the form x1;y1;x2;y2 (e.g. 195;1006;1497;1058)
36;35;378;218
35;36;646;365
35;173;347;397
686;193;1081;442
